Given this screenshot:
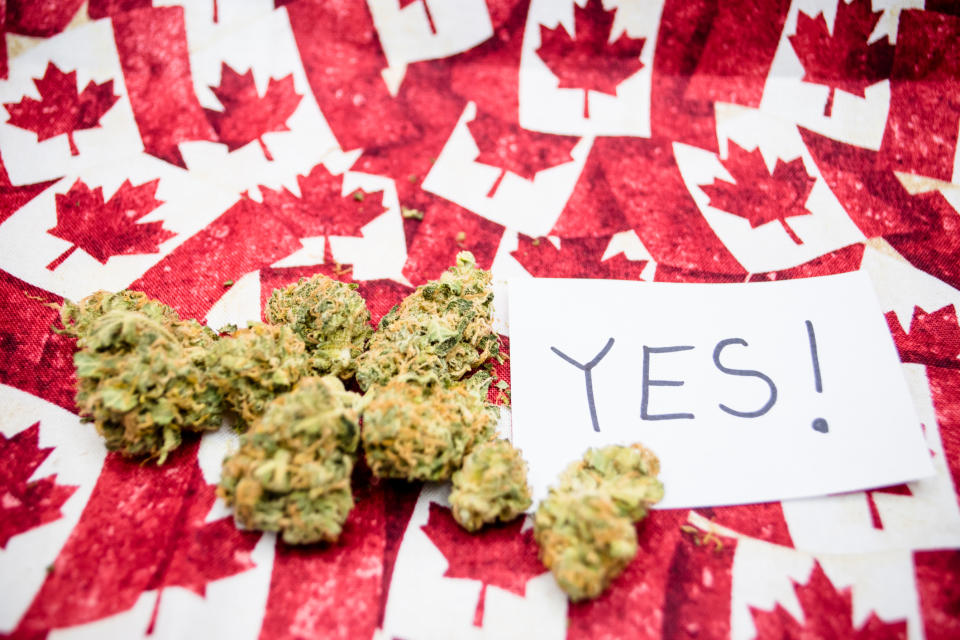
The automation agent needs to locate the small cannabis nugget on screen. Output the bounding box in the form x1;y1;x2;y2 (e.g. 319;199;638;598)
57;289;217;348
361;374;496;482
208;322;312;430
219;376;361;544
449;439;532;532
265;274;372;379
73;310;223;463
58;289;181;337
534;444;664;601
355;251;499;391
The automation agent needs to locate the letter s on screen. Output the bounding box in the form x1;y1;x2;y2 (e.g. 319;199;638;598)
713;338;777;418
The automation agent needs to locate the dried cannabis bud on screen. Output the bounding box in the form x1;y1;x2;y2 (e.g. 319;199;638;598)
361;374;496;482
209;322;312;429
355;251;499;391
534;443;664;601
266;274;373;380
58;289;179;337
449;438;532;532
73;310;223;463
57;289;216;348
573;444;663;522
219;376;361;544
535;492;638;600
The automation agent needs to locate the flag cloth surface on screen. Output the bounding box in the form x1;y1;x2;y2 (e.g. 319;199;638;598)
1;1;959;639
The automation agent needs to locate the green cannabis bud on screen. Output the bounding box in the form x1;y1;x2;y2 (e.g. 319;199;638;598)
449;438;532;532
209;322;312;429
355;251;499;391
534;443;664;601
265;274;373;380
73;310;223;464
361;374;496;482
57;289;216;348
535;492;638;600
219;376;361;544
573;444;663;522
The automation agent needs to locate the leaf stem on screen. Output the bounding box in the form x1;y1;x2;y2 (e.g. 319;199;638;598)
866;490;884;529
67;132;79;156
823;88;835;117
486;169;506;198
146;589;163;635
779;217;803;245
472;582;487;627
422;0;436;34
46;245;77;270
583;91;590;119
258;137;273;161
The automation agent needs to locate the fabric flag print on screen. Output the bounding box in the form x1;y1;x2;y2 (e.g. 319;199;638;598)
0;1;959;639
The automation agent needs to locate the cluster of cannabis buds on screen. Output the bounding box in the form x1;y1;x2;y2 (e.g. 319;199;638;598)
534;444;664;601
57;254;663;600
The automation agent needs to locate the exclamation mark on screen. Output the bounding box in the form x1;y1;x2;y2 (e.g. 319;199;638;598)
806;320;828;433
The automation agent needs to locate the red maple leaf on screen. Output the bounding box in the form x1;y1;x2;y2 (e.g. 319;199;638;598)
399;0;436;34
466;111;579;197
259;164;387;259
204;63;303;161
789;0;894;116
144;467;260;633
0;422;77;549
750;561;907;639
886;305;960;370
45;178;174;270
700;142;815;245
511;234;646;279
3;62;120;156
535;0;646;118
421;502;545;627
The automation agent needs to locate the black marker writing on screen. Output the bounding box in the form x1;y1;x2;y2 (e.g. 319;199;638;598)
806;320;829;433
551;338;615;432
713;338;777;418
641;345;696;421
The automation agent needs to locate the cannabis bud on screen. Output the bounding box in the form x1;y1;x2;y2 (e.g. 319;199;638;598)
355;251;499;391
534;443;664;601
361;374;496;482
57;289;182;338
208;322;312;430
57;289;217;348
54;289;217;348
219;376;361;544
449;438;532;532
73;310;223;464
265;274;373;379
